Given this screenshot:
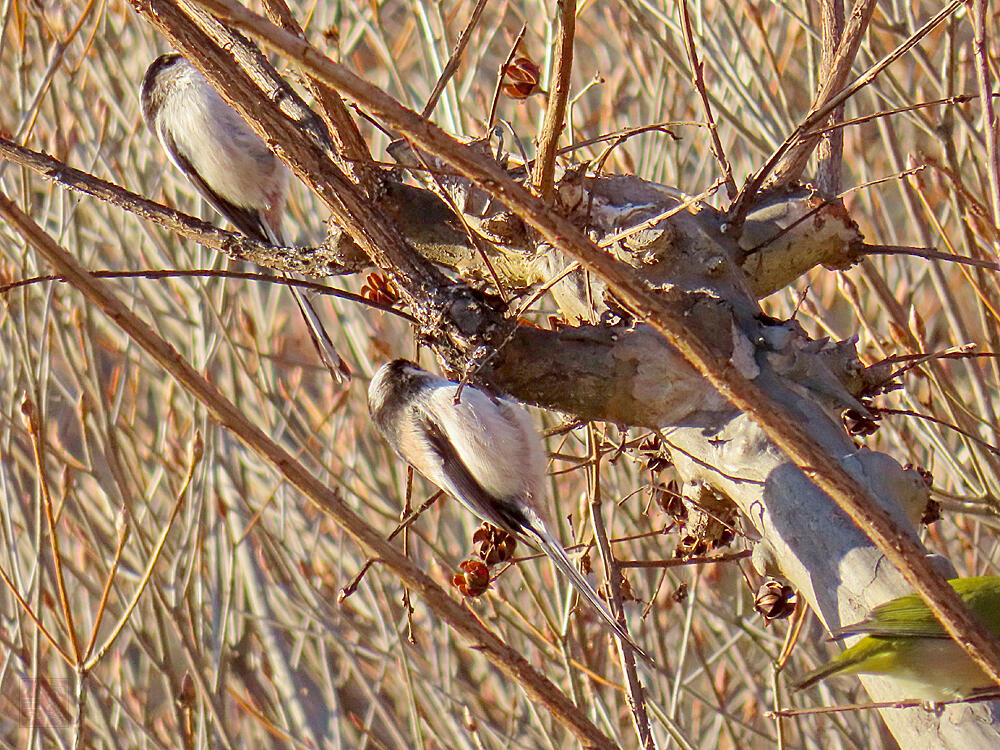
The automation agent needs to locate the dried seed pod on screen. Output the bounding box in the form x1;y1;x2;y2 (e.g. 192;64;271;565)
638;435;673;473
579;549;593;576
501;56;543;99
472;523;518;565
651;481;686;524
754;578;796;621
669;483;736;558
843;408;880;437
921;498;942;526
618;571;639;602
452;559;491;598
360;272;399;306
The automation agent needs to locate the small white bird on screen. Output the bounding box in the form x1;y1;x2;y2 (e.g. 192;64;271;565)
140;53;350;383
368;359;651;661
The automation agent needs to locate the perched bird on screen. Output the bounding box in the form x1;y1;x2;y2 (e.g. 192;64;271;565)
367;359;651;661
796;576;1000;701
140;53;350;383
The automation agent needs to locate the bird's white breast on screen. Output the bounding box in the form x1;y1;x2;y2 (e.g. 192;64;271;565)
158;66;288;212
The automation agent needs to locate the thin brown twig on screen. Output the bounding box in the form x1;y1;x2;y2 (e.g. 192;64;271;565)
338;489;447;601
678;0;736;199
865;244;1000;273
587;424;654;749
618;550;750;569
23;396;81;664
530;0;575;201
226;685;311;747
0;268;415;321
0;135;361;277
837;165;928;196
970;0;1000;259
554;122;685;159
805;93;987;139
401;467;416;644
875;347;1000;383
877;407;1000;458
81;508;130;663
421;0;489;119
769;691;1000;718
486;25;526;133
877;344;978;390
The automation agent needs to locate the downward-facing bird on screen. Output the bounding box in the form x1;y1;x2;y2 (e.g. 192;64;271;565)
140;53;350;383
796;576;1000;701
367;359;651;662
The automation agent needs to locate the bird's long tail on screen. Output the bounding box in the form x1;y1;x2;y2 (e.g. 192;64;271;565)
794;658;859;692
793;641;888;692
527;524;653;664
260;218;351;385
287;280;352;384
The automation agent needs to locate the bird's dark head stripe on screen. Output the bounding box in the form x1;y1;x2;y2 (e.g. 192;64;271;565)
369;360;430;431
140;53;183;126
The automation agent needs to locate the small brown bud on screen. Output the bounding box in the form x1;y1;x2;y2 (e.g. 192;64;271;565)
115;505;129;545
177;672;196;709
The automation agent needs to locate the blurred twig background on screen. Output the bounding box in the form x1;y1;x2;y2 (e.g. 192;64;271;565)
1;0;999;748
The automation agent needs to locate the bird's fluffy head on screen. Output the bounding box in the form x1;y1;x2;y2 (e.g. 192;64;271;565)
367;359;436;418
139;53;188;126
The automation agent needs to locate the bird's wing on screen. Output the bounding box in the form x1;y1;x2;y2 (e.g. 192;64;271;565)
410;408;532;534
794;637;894;691
833;577;1000;640
161;129;349;383
407;401;651;662
159;128;270;243
832;593;952;640
423;384;547;504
